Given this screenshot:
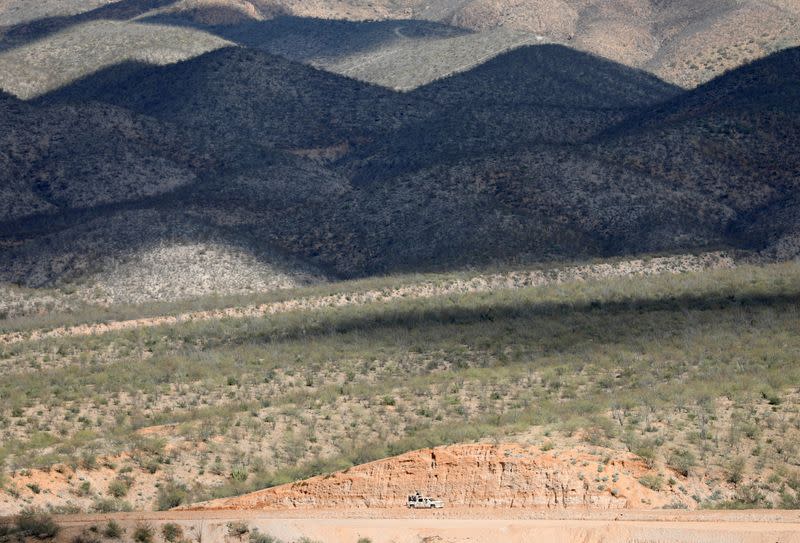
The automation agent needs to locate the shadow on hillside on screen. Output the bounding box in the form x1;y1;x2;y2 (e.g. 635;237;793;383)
7;41;798;283
31;59;162;106
409;44;680;107
600;45;800;139
140;13;470;63
0;0;178;52
207;287;800;350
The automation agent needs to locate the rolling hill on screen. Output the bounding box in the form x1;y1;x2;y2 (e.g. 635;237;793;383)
1;44;797;297
597;46;800;257
2;0;798;97
141;0;800;87
10;45;687;281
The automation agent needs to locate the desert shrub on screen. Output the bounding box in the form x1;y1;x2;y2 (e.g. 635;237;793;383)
71;530;101;543
779;489;800;509
0;524;14;539
156;481;188;510
357;538;373;543
230;464;248;482
725;457;746;485
15;508;60;539
249;529;282;543
667;449;696;477
81;452;97;470
638;474;663;491
50;504;82;514
133;523;154;543
626;435;658;469
107;478;129;498
103;520;123;539
227;521;249;537
161;523;183;542
761;388;782;406
710;484;769;509
92;498;132;513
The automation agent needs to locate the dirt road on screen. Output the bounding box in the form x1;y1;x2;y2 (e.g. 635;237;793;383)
14;509;800;543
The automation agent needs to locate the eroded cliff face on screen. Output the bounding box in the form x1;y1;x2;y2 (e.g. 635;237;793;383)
192;444;693;510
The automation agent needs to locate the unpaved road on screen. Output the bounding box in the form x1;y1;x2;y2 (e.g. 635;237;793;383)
10;509;800;543
0;253;733;345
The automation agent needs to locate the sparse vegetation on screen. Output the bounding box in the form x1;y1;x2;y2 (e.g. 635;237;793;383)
156;481;189;511
161;523;183;542
14;508;59;539
132;523;154;543
0;261;799;511
227;521;249;537
639;474;664;492
103;521;123;539
0;0;792;522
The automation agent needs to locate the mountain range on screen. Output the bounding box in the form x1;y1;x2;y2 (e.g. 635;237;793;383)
0;0;798;306
3;0;798;91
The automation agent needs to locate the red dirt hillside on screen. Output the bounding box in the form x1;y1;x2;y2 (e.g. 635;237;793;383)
188;443;697;511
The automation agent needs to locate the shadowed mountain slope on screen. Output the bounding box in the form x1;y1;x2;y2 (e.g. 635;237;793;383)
345;45;680;184
597;47;800;259
43;46;432;149
2;45;799;291
411;44;678;109
0;72;335;293
0;94;212;223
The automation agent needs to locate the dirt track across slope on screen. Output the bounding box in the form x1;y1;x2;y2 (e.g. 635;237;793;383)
0;252;733;345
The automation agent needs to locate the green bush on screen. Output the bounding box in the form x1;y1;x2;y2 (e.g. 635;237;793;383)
638;474;664;491
249;529;282;543
71;530;102;543
161;523;183;542
632;442;658;469
725;457;746;485
227;521;249;537
779;489;800;509
231;464;248;482
156;481;189;510
667;449;696;477
133;523;154;543
107;478;129;498
15;508;60;539
92;498;132;513
708;484;769;509
103;520;123;539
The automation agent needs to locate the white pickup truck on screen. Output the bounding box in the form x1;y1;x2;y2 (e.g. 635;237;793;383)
406;493;444;508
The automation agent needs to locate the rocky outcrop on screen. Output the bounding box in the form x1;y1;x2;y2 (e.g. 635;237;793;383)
192;444;692;511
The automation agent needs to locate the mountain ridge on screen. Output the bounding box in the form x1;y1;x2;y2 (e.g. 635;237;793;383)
1;45;796;294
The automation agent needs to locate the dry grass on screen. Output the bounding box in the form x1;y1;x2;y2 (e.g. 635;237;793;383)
1;260;799;513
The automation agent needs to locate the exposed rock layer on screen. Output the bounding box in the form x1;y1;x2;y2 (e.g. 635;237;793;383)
191;444;692;510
